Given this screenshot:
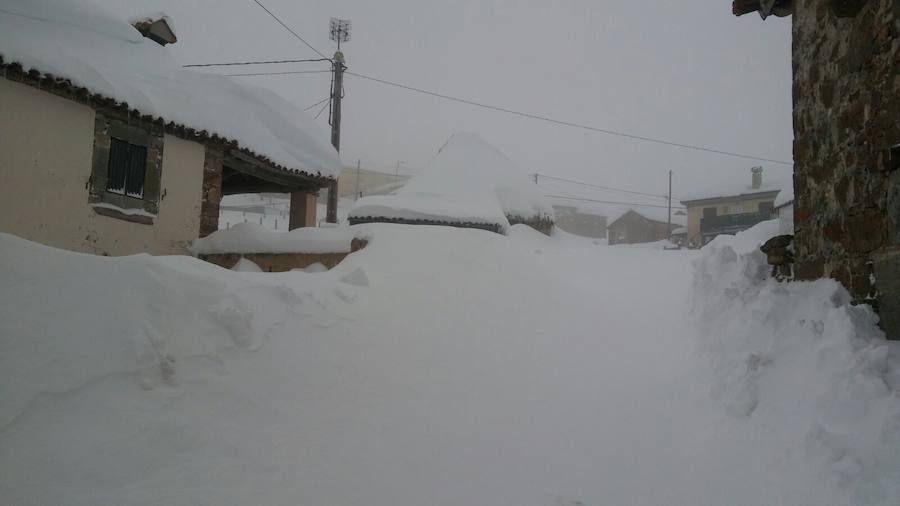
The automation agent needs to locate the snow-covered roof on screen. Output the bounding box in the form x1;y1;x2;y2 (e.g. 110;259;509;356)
774;178;794;208
680;178;787;203
349;132;554;232
607;207;686;227
0;0;341;179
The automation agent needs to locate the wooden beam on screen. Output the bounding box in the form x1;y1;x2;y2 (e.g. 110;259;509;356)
733;0;761;16
226;149;327;189
222;181;292;195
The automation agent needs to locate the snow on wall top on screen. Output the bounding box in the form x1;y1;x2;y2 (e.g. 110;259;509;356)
191;223;355;255
0;0;341;179
349;132;554;230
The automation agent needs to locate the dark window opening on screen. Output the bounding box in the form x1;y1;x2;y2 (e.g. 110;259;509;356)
703;207;718;219
759;201;774;217
107;138;147;198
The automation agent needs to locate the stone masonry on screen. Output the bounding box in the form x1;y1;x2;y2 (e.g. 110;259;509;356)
791;0;900;336
199;146;223;238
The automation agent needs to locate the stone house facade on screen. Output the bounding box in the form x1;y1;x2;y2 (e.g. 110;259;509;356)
735;0;900;336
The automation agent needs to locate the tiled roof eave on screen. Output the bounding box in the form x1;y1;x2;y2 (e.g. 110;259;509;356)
0;56;335;187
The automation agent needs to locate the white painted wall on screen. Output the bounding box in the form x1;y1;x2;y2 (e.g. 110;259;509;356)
0;79;206;255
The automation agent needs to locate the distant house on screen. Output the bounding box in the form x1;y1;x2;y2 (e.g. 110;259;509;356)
349;132;554;235
680;167;783;247
0;1;340;256
552;205;607;238
607;209;683;245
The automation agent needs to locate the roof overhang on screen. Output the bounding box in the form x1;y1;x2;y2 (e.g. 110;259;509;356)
0;57;335;188
732;0;793;18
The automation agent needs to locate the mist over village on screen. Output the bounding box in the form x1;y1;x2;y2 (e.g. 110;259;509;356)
1;1;899;504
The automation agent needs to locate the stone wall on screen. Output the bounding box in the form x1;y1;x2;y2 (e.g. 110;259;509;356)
200;238;368;272
791;0;900;335
199;147;223;238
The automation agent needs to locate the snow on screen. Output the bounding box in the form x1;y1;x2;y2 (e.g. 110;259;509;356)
191;222;356;255
2;217;900;505
778;201;794;235
680;176;789;203
217;193;355;230
90;202;157;218
0;0;341;178
692;220;900;504
774;177;795;208
350;132;553;231
348;193;506;227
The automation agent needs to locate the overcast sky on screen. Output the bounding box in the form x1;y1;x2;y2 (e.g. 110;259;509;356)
107;0;793;206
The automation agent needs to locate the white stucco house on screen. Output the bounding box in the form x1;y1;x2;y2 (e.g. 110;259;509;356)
0;0;341;256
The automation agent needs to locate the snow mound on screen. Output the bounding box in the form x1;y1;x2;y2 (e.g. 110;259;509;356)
692;220;900;503
192;222;355;255
0;232;348;429
349;132;553;233
0;0;340;177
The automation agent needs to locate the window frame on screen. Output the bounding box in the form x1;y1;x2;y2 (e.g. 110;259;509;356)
89;113;164;225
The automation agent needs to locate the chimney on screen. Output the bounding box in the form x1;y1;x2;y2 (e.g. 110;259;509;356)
751;166;763;190
132;17;177;46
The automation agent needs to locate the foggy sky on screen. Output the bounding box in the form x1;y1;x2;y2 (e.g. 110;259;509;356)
105;0;794;205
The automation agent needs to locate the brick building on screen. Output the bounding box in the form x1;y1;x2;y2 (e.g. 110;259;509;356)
734;0;900;336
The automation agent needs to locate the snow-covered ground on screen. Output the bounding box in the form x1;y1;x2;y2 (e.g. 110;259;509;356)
1;222;899;505
218;193;354;230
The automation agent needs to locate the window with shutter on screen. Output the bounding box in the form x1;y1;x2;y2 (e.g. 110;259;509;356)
106;138;147;198
89;113;164;224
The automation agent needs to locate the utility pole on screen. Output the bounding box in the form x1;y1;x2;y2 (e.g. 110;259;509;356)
534;173;539;184
667;170;673;241
326;18;350;224
355;158;361;200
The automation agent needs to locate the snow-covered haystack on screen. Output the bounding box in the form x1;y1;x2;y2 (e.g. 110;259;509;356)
692;220;900;503
349;132;554;234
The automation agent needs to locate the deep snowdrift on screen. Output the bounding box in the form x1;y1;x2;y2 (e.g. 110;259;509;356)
692;221;900;504
2;221;900;505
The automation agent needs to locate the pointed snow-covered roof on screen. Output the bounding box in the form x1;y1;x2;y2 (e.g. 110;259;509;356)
349;132;554;233
0;0;341;179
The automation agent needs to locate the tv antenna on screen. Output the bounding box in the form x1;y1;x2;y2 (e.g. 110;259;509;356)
329;18;351;51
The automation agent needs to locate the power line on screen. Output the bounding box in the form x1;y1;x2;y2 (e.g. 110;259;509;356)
184;58;331;68
313;99;331;119
303;97;331;111
346;71;793;167
251;0;330;59
545;195;687;210
535;173;671;201
225;69;332;77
